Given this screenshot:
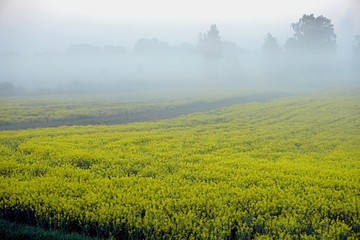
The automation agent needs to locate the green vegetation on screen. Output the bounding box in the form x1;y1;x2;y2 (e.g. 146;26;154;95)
0;219;95;240
0;95;195;129
0;88;359;239
0;92;283;130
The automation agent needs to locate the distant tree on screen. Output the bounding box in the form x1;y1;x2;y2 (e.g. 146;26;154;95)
354;35;360;54
285;14;336;53
133;38;173;55
0;50;20;57
198;24;222;60
262;33;281;56
67;44;127;55
67;44;102;55
102;45;127;55
0;82;15;96
178;42;195;54
221;41;241;58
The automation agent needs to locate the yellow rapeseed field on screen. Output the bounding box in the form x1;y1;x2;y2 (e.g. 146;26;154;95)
1;89;359;239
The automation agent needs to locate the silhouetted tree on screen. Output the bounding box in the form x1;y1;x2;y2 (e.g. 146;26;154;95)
261;33;283;82
354;35;360;54
133;38;173;55
262;33;280;56
67;44;102;55
103;45;127;55
0;82;15;96
285;14;336;53
198;24;222;60
178;42;195;55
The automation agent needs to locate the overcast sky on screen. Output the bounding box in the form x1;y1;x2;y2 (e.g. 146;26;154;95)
0;0;359;53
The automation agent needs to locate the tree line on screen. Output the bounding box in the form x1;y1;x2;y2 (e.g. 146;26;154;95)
63;14;358;59
0;13;359;96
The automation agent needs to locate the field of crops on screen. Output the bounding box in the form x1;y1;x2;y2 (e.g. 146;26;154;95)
0;95;196;129
0;88;359;239
0;92;283;130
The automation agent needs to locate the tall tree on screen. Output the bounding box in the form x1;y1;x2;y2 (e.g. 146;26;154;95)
198;24;222;60
133;38;172;55
285;14;336;52
262;33;280;56
354;35;360;54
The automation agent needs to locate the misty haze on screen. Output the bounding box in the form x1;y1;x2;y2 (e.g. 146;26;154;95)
0;1;359;95
1;1;360;239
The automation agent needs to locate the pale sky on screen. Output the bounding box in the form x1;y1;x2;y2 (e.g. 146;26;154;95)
0;0;359;52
